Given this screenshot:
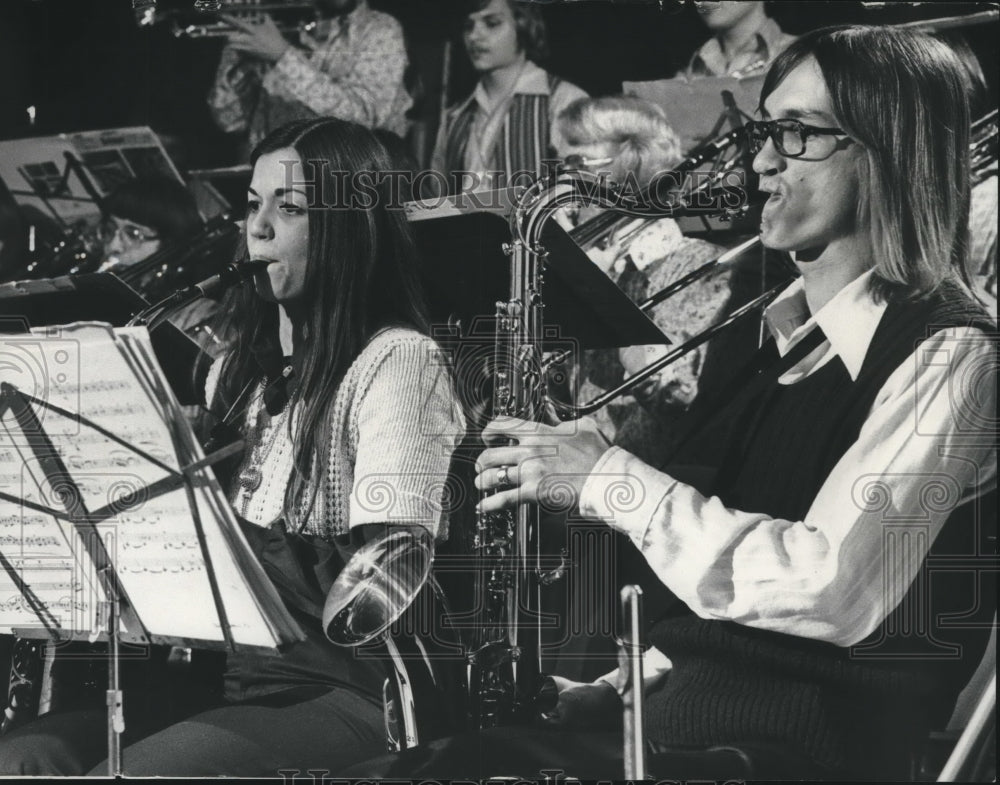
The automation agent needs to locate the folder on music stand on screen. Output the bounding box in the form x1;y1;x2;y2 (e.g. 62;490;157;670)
624;74;766;154
410;211;669;351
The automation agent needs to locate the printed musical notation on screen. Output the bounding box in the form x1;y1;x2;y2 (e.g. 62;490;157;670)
76;379;132;394
0;534;63;549
0;323;302;649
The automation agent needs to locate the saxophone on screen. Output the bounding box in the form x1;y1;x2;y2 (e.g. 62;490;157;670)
322;169;623;743
466;172;595;727
323;165;738;744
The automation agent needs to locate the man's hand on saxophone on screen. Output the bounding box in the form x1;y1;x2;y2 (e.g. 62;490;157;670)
474;416;610;515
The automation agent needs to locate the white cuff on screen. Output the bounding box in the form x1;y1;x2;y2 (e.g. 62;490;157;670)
579;446;677;550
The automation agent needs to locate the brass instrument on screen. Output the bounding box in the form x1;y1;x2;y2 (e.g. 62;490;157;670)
324;529;467;750
619;585;646;780
569;125;747;253
148;2;316;39
549;236;777;421
466;171;606;728
103;213;240;302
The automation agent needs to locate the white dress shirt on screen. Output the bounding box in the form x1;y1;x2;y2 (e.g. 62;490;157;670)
586;272;996;687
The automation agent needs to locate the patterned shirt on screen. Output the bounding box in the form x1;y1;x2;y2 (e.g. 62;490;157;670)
208;1;411;147
970;175;998;315
686;16;796;79
206;328;465;541
578;217;730;467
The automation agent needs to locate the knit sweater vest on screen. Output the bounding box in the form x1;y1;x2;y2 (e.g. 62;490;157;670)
645;283;997;777
444;74;559;193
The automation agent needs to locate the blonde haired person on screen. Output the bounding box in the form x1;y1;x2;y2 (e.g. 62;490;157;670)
555;95;776;469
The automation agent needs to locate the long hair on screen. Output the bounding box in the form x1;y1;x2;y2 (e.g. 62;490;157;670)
760;25;972;301
464;0;549;62
557;95;683;185
213;117;431;528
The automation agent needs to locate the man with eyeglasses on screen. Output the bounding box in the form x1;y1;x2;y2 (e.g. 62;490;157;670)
343;25;997;781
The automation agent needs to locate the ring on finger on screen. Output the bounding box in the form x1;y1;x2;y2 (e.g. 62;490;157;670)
496;465;512;487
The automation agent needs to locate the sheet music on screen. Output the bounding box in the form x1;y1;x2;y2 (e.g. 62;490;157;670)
0;323;302;650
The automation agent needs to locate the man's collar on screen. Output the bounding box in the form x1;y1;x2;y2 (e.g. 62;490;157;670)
470;60;551;111
690;16;788;77
765;270;887;381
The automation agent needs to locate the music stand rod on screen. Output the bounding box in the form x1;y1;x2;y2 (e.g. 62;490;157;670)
1;384;146;775
102;566;125;776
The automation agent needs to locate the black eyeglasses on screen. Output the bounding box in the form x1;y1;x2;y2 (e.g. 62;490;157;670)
745;118;849;159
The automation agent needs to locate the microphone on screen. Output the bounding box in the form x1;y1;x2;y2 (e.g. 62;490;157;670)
127;259;273;328
190;259;274;298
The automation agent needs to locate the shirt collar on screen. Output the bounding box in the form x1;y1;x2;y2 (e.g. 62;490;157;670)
764;269;888;381
470;60;551;113
690;16;786;77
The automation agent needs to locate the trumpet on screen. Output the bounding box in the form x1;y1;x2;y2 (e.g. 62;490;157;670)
173;17;317;39
149;2;317;39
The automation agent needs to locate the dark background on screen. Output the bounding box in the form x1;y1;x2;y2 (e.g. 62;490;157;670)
0;0;996;172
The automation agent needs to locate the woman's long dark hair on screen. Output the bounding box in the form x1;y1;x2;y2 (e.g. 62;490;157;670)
212;117;431;528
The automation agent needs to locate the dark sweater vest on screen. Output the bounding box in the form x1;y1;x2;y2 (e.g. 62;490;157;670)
645;283;997;778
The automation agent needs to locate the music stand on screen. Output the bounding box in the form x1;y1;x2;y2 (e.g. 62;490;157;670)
0;272;209;405
0;384;235;774
411;211;669;351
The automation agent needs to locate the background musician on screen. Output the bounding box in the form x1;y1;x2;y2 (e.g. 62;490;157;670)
0;117;466;776
944;35;998;316
686;1;796;80
98;176;203;277
429;0;586;195
626;1;796;159
555;94;758;470
207;0;411;154
97;175;231;353
350;24;997;780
